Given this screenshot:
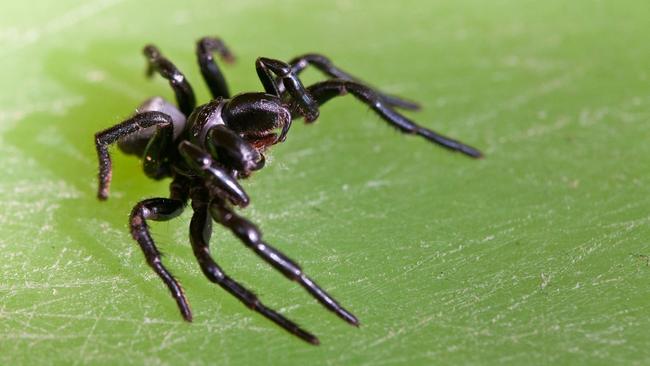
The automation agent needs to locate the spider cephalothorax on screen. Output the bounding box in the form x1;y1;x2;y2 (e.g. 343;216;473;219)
94;36;482;344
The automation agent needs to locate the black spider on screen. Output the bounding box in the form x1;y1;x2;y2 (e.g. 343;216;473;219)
94;36;482;345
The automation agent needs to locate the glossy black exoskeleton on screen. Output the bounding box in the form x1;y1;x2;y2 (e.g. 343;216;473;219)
94;36;482;345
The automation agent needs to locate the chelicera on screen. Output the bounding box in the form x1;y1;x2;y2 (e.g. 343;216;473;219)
94;36;482;345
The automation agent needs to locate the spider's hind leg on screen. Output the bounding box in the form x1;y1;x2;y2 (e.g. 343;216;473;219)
196;36;235;99
143;45;196;116
286;53;420;111
302;79;483;158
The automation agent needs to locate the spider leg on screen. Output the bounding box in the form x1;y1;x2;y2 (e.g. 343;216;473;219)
141;119;174;179
208;201;359;327
178;141;250;207
143;44;196;116
196;36;235;99
95;111;174;200
302;79;483;158
188;198;319;345
130;190;191;321
286;53;420;111
205;125;265;175
255;57;320;122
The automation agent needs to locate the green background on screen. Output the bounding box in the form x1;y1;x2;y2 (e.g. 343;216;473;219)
1;0;649;365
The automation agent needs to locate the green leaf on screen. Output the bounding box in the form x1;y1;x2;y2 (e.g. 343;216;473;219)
2;0;649;364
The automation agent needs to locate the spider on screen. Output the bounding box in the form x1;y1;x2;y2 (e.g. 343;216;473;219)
94;36;482;345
